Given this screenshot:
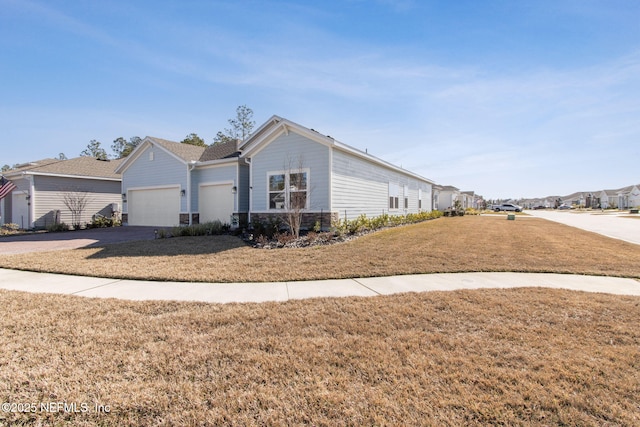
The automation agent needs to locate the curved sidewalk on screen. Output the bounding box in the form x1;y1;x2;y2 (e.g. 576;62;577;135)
0;268;638;303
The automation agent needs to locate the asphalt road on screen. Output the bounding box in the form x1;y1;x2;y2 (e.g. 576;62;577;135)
0;226;160;255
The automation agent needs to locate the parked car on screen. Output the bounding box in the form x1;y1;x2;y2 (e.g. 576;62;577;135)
493;203;523;212
557;204;571;210
532;205;547;210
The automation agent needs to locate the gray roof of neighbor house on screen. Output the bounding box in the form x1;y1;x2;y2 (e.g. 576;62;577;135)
5;157;124;180
9;158;61;172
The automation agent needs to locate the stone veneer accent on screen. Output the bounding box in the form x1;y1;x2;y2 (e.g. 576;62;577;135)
250;211;339;231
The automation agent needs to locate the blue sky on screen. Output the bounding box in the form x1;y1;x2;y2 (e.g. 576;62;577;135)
1;0;638;199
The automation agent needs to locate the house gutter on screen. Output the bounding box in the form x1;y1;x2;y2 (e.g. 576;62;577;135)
16;171;121;181
246;157;252;224
27;174;35;229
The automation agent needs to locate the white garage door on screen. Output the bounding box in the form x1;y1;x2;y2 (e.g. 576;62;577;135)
128;187;180;226
199;183;234;224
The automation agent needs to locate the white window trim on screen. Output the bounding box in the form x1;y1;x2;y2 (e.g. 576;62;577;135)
267;168;310;211
389;182;399;210
404;185;409;210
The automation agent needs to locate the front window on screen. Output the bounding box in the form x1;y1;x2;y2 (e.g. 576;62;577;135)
269;174;285;209
289;172;307;210
268;170;309;210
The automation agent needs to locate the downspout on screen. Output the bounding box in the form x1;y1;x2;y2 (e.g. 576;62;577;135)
246;157;252;224
27;174;35;229
187;160;197;225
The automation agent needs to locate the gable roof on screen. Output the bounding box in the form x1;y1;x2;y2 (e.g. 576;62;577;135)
5;156;124;180
240;115;434;184
148;137;206;162
116;136;241;173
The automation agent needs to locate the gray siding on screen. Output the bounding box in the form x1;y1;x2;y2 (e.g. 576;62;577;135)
331;149;432;220
122;144;188;213
191;163;239;212
250;132;330;212
2;177;29;224
238;163;250;212
33;176;121;228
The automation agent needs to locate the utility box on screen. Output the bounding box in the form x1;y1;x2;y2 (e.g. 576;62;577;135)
507;214;515;220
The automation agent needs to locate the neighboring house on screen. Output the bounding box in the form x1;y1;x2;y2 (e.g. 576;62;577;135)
460;191;474;209
617;184;640;209
560;192;586;208
433;185;460;211
0;157;123;229
597;189;619;209
118;116;435;228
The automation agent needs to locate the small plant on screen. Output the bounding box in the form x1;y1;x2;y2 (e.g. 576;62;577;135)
90;214;113;228
0;223;21;235
46;222;69;232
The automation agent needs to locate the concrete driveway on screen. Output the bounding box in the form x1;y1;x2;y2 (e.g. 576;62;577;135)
0;226;160;255
526;210;640;245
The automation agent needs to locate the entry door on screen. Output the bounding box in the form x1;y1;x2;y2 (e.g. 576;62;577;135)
199;183;234;224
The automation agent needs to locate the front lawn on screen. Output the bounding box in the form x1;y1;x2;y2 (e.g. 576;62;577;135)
0;216;638;281
1;287;638;426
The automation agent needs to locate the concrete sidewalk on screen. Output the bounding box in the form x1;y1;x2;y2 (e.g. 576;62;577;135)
1;268;638;303
526;209;640;245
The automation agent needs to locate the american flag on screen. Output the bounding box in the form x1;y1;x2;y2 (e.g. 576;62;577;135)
0;176;17;200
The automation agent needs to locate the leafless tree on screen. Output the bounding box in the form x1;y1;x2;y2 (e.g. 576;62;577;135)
283;156;308;238
62;191;91;229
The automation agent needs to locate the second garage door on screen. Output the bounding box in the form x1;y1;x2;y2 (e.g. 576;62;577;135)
128;187;180;226
199;183;234;224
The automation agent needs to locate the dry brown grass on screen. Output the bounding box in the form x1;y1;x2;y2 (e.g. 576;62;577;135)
1;287;639;426
0;216;638;281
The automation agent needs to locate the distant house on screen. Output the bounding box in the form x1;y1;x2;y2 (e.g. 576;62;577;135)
597;189;619;209
617;184;640;209
117;116;435;228
433;185;460;211
1;157;123;229
460;191;474;209
560;192;587;208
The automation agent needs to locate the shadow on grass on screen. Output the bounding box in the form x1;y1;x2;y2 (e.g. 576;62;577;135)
85;234;251;259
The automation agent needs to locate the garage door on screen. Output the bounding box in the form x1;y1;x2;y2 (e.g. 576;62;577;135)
128;187;180;226
199;183;234;224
